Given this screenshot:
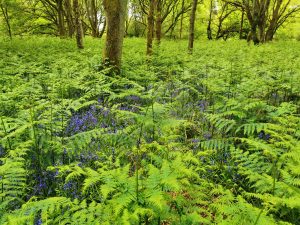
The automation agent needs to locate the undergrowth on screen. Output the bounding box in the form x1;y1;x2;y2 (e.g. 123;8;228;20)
0;37;300;224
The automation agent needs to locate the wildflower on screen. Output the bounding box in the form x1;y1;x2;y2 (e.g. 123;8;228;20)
0;145;4;157
126;95;140;102
34;218;42;225
198;100;208;112
203;133;212;140
258;131;264;139
258;131;271;141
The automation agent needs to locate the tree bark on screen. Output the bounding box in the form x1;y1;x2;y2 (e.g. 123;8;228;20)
57;0;66;37
207;0;213;40
85;0;101;37
73;0;84;49
99;18;106;38
239;9;244;39
65;0;74;37
265;0;282;41
147;0;155;55
179;0;185;39
188;0;198;53
103;0;128;72
155;0;162;44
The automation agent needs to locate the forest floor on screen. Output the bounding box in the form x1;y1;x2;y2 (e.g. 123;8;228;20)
0;37;300;225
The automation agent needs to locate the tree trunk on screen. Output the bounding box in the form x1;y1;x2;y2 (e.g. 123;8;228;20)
99;18;106;38
239;9;244;39
179;0;185;39
244;0;259;44
103;0;128;72
85;0;100;37
65;0;74;37
155;0;162;44
73;0;84;49
0;3;12;39
57;0;65;37
188;0;198;53
207;0;213;40
265;0;282;42
147;0;155;55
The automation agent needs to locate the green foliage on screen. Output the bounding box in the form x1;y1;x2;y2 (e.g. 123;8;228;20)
0;37;300;224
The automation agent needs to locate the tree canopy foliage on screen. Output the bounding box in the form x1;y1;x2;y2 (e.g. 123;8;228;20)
1;0;299;41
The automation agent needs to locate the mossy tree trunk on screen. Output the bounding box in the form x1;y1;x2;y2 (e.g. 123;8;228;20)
65;0;75;37
103;0;128;72
73;0;84;49
57;0;66;37
155;0;162;44
207;0;213;40
147;0;155;55
188;0;198;53
179;0;185;39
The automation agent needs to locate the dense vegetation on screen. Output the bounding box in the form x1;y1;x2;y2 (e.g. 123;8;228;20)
0;37;300;224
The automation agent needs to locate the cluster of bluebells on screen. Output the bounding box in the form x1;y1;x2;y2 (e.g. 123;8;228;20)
63;180;80;199
31;170;57;197
66;105;99;135
76;151;99;165
0;144;4;157
198;100;209;112
118;95;142;113
34;218;42;225
258;130;271;141
191;138;200;151
203;132;212;140
66;101;116;135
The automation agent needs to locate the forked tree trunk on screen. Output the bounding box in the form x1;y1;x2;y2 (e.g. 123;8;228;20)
188;0;198;53
73;0;84;49
147;0;155;55
85;0;100;37
265;0;282;42
103;0;128;72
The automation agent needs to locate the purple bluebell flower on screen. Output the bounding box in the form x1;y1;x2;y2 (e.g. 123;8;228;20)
203;133;212;140
63;181;73;190
258;131;271;141
258;131;264;139
35;218;42;225
198;100;208;112
126;95;140;102
0;145;4;157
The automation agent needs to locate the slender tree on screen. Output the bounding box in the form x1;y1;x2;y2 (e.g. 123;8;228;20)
0;1;12;39
207;0;213;40
103;0;128;72
73;0;84;49
155;0;162;44
65;0;75;37
179;0;185;38
188;0;198;53
57;0;65;37
146;0;155;55
239;9;244;39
